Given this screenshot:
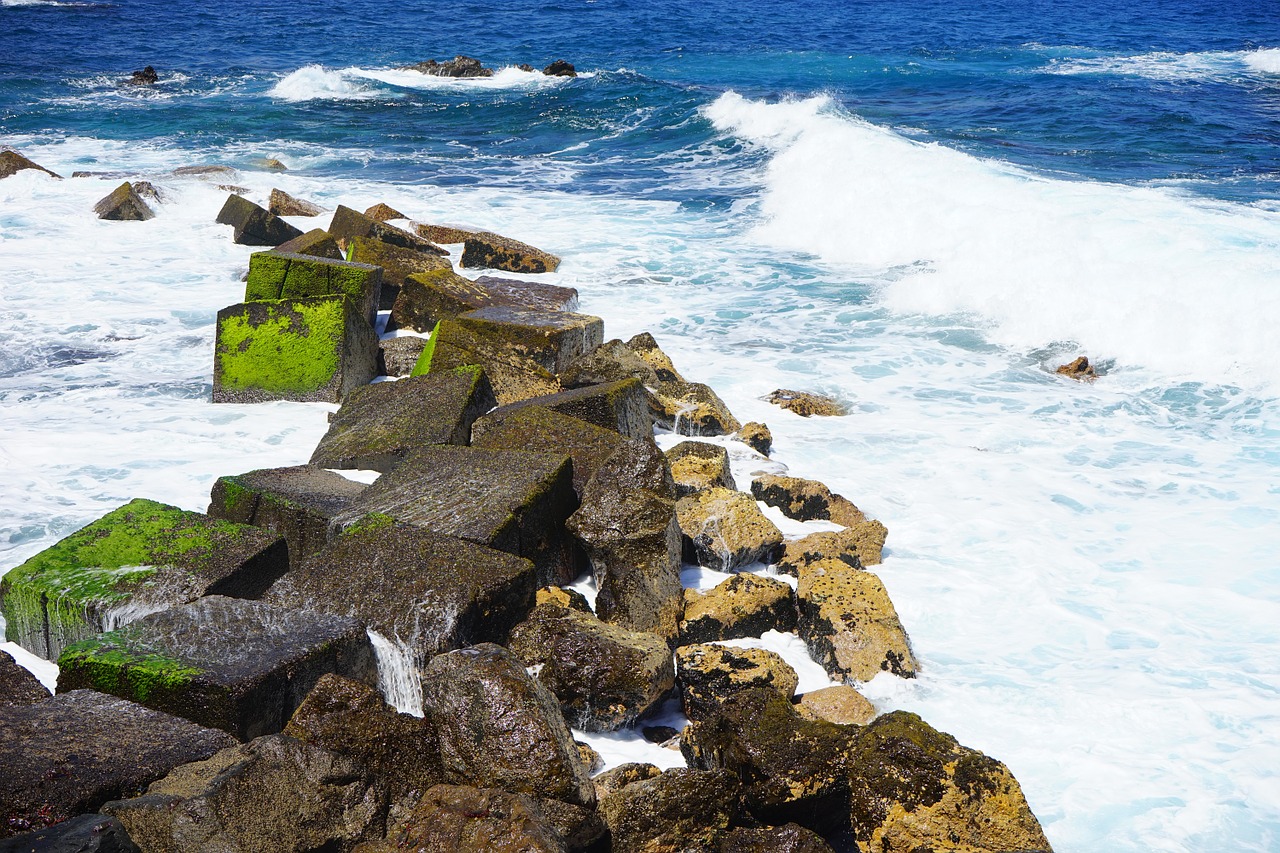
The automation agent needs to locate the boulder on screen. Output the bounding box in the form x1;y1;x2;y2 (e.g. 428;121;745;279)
736;422;772;456
92;182;153;221
676;644;798;722
0;150;61;180
131;181;163;203
558;338;659;389
173;164;237;177
378;336;428;376
0;498;287;660
472;404;631;494
401;55;494;78
0;650;50;708
348;236;453;311
334;445;580;586
0;690;235;839
651;381;742;436
56;595;378;740
215;193;303;246
245;250;383;327
273;227;343;259
363;202;404;222
666;440;736;497
776;524;887;574
598;768;740;853
0;813;141;852
543;60;577;77
126;66;158;85
796;559;916;681
391;785;565;852
265;517;536;662
794;685;876;727
456;232;560;274
328;205;444;255
679;573;796;645
391;268;577;333
750;474;865;527
268;188;325;218
537;585;593;613
593;763;662;801
421;644;595;806
411;318;561;406
455;306;603;374
675;487;784;572
575;741;604;774
472;377;653;444
212;294;379;404
765;389;847;418
626;333;684;383
253;157;288;171
102;734;387;852
309;365;497;472
508;603;675;731
207;464;368;561
413;223;477;244
718;824;834;853
537;797;607;852
1056;355;1098;381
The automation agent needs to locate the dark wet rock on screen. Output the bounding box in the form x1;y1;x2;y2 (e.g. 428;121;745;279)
124;66;157;86
0;690;236;839
776;524;886;575
173;164;237;177
212;294;379;404
392;785;563;853
0;498;287;660
411;318;561;406
0;650;49;708
461;233;560;274
217;183;250;194
413;223;480;244
335;445;581;586
766;389;847;418
717;824;834;853
626;333;685;383
363;202;404;222
574;741;604;774
473;404;631;495
310;366;496;472
559;338;659;389
265;517;536;661
651;381;742;436
422;644;595;806
1056;355;1098;381
401;55;494;78
0;813;141;852
93;182;154;221
794;685;876;727
676;487;784;572
543;60;577;77
215;193;303;246
377;336;429;376
593;763;662;801
679;573;796;645
57;596;378;740
676;644;798;723
537;585;593;613
328;205;444;255
796;560;916;681
268;188;325;218
736;422;772;456
599;768;740;853
349;236;453;312
536;796;607;852
245;250;383;327
508;603;675;731
391;268;578;333
456;306;603;374
642;725;679;744
103;733;386;852
274;227;344;259
666;440;736;497
750;474;866;527
207;464;367;561
1;152;64;180
253;157;288;171
472;377;654;444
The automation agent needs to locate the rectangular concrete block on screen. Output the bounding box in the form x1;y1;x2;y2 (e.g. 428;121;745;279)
245;250;383;327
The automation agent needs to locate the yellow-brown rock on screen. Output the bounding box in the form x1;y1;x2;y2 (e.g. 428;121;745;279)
535;585;593;613
766;389;847;417
676;644;798;722
777;522;888;572
797;559;916;681
364;202;405;221
268;188;324;217
795;685;876;726
736;422;772;456
665;440;736;497
650;381;741;437
675;487;783;571
626;333;685;383
679;573;796;645
1055;355;1097;381
750;474;866;527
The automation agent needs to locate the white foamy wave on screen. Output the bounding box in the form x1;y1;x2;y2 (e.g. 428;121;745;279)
705;92;1280;389
267;65;378;102
1047;48;1280;82
352;64;580;91
1243;48;1280;74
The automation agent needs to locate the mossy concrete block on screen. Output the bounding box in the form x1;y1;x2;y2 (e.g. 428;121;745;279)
212;294;378;404
215;193;303;246
335;446;581;586
56;595;378;740
0;813;141;852
207;464;369;561
328;204;444;255
348;235;453;311
0;690;235;840
472;404;631;495
410;318;561;406
651;380;742;437
797;560;917;682
93;181;154;221
309;365;497;472
456;306;603;374
471;377;654;443
268;187;325;217
675;487;784;572
378;336;428;376
0;650;51;708
0;498;287;661
390;268;578;333
274;227;343;260
265;520;536;661
245;250;383;327
559;338;659;389
666;440;736;498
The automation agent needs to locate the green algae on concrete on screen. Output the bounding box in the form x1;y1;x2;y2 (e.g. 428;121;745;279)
58;634;203;704
409;318;560;406
244;250;383;326
212;294;378;404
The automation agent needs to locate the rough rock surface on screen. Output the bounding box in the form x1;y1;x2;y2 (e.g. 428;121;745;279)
0;813;141;852
401;55;494;78
459;232;561;274
599;768;740;853
536;585;593;613
0;649;51;707
666;440;737;497
1056;355;1098;381
411;318;561;406
421;644;595;807
651;381;742;436
455;306;603;374
363;202;404;222
473;404;630;495
543;60;577;77
126;65;158;85
377;336;428;376
329;205;444;255
676;644;799;722
795;685;877;727
391;784;565;852
0;150;61;180
273;227;344;259
766;389;847;417
679;573;796;645
593;763;663;801
391;268;578;333
626;333;685;383
347;236;453;312
796;559;917;681
93;182;154;221
472;377;654;444
718;824;835;853
268;188;325;217
215;193;303;246
245;250;383;327
750;474;866;527
558;338;659;389
675;487;784;572
777;525;887;572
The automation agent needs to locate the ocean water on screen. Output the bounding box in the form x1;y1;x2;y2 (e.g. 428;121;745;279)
3;0;1280;849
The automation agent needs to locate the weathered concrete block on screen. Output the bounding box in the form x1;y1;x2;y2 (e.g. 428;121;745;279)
268;187;325;217
0;690;235;839
462;233;560;273
390;268;578;333
456;306;603;374
212;295;378;404
93;181;153;221
245;250;383;327
273;227;343;259
559;338;660;390
411;318;561;406
378;336;429;376
666;440;736;497
309;365;496;472
347;235;452;311
57;596;377;740
207;464;369;561
364;202;404;221
215;193;303;246
0;498;287;661
328;204;444;255
471;377;654;443
472;404;631;494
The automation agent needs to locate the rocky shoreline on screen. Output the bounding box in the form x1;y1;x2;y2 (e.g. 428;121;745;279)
0;154;1053;852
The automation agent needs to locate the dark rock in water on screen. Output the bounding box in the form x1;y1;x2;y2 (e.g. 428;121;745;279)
93;182;153;221
328;204;444;255
125;66;158;86
679;573;797;645
265;516;536;660
377;336;428;376
456;306;603;374
422;644;596;806
543;60;577;77
472;377;654;444
390;268;578;333
665;440;736;497
1056;355;1098;381
736;421;772;456
0;649;50;708
173;164;237;177
675;487;784;572
102;733;387;852
765;388;847;417
401;55;494;78
559;338;659;390
217;183;250;194
0;498;287;660
508;603;675;731
651;380;742;436
0;690;235;839
392;785;565;853
718;823;835;853
348;235;453;312
273;227;343;260
676;644;798;723
245;250;383;327
598;768;741;853
335;445;581;586
641;725;678;744
411;318;562;406
627;332;685;383
797;559;916;682
212;294;379;404
517;63;536;72
252;157;288;171
472;404;633;495
215;193;303;246
750;474;865;527
363;202;404;222
0;813;141;852
461;231;561;274
268;187;325;218
56;596;378;741
207;464;368;561
0;151;64;179
130;180;162;203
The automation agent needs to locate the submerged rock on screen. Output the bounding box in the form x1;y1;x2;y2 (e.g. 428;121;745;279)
796;559;916;681
126;66;158;85
765;389;847;417
675;487;784;572
401;55;494;78
268;187;325;217
750;474;866;527
215;193;303;246
676;643;799;722
1055;355;1098;381
93;181;154;221
245;250;383;327
666;440;737;497
679;573;796;645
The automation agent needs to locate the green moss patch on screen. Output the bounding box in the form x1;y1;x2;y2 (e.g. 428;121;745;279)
59;632;203;703
214;297;345;395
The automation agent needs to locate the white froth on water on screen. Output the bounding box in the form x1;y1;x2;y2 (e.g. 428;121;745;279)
2;642;57;692
1045;47;1280;81
267;63;577;102
714;631;839;695
268;65;380;102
